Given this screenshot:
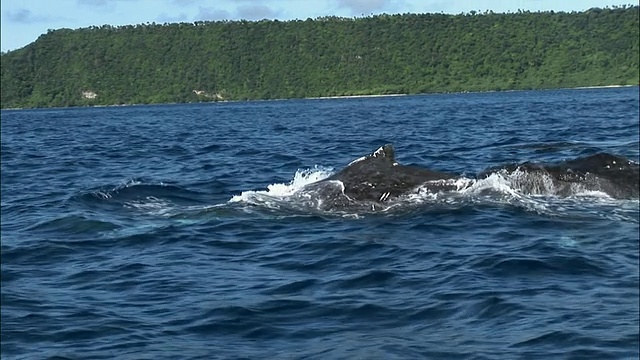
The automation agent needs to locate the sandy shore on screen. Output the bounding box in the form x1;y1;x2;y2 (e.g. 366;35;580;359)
306;93;407;100
2;85;637;110
572;84;637;90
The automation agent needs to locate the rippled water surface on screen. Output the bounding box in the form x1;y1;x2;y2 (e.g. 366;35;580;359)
2;87;639;359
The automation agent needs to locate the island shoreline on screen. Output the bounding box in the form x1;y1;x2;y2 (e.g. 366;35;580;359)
1;84;637;111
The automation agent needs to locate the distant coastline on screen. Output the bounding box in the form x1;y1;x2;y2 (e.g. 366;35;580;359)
2;85;637;111
3;84;637;111
305;84;639;101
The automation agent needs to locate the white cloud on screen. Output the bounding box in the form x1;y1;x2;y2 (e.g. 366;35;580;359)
4;8;69;23
194;6;232;21
236;4;280;20
336;0;403;15
157;12;189;23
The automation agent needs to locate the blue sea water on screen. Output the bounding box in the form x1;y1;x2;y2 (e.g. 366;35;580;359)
1;87;639;359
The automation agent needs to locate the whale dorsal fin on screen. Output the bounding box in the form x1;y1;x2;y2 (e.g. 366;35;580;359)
371;144;395;162
347;144;396;166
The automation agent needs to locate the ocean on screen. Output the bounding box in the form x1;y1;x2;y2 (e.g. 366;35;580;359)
1;87;639;359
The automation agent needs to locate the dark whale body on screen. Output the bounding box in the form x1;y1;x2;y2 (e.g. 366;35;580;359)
304;144;639;202
316;144;457;202
479;153;640;199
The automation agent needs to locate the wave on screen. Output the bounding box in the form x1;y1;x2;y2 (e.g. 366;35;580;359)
27;215;121;234
78;179;204;203
69;179;221;217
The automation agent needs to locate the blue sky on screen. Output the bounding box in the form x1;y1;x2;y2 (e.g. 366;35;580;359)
1;0;636;52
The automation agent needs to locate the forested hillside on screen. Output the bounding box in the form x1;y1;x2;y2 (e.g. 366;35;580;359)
1;6;638;109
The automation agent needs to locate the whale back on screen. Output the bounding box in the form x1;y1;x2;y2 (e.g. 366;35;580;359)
322;144;456;202
478;153;639;198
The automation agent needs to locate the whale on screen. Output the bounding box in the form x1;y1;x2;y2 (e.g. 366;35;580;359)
302;144;460;202
478;152;640;199
301;144;639;202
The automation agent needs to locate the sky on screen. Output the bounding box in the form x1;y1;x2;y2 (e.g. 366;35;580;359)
1;0;637;52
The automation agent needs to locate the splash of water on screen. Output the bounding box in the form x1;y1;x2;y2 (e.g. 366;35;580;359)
229;166;334;203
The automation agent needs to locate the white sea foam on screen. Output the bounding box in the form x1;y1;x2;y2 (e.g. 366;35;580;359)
571;189;611;198
124;196;175;216
229;166;334;203
92;178;144;199
227;165;637;220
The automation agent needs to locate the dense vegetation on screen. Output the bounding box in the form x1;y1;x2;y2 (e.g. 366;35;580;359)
1;6;638;109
